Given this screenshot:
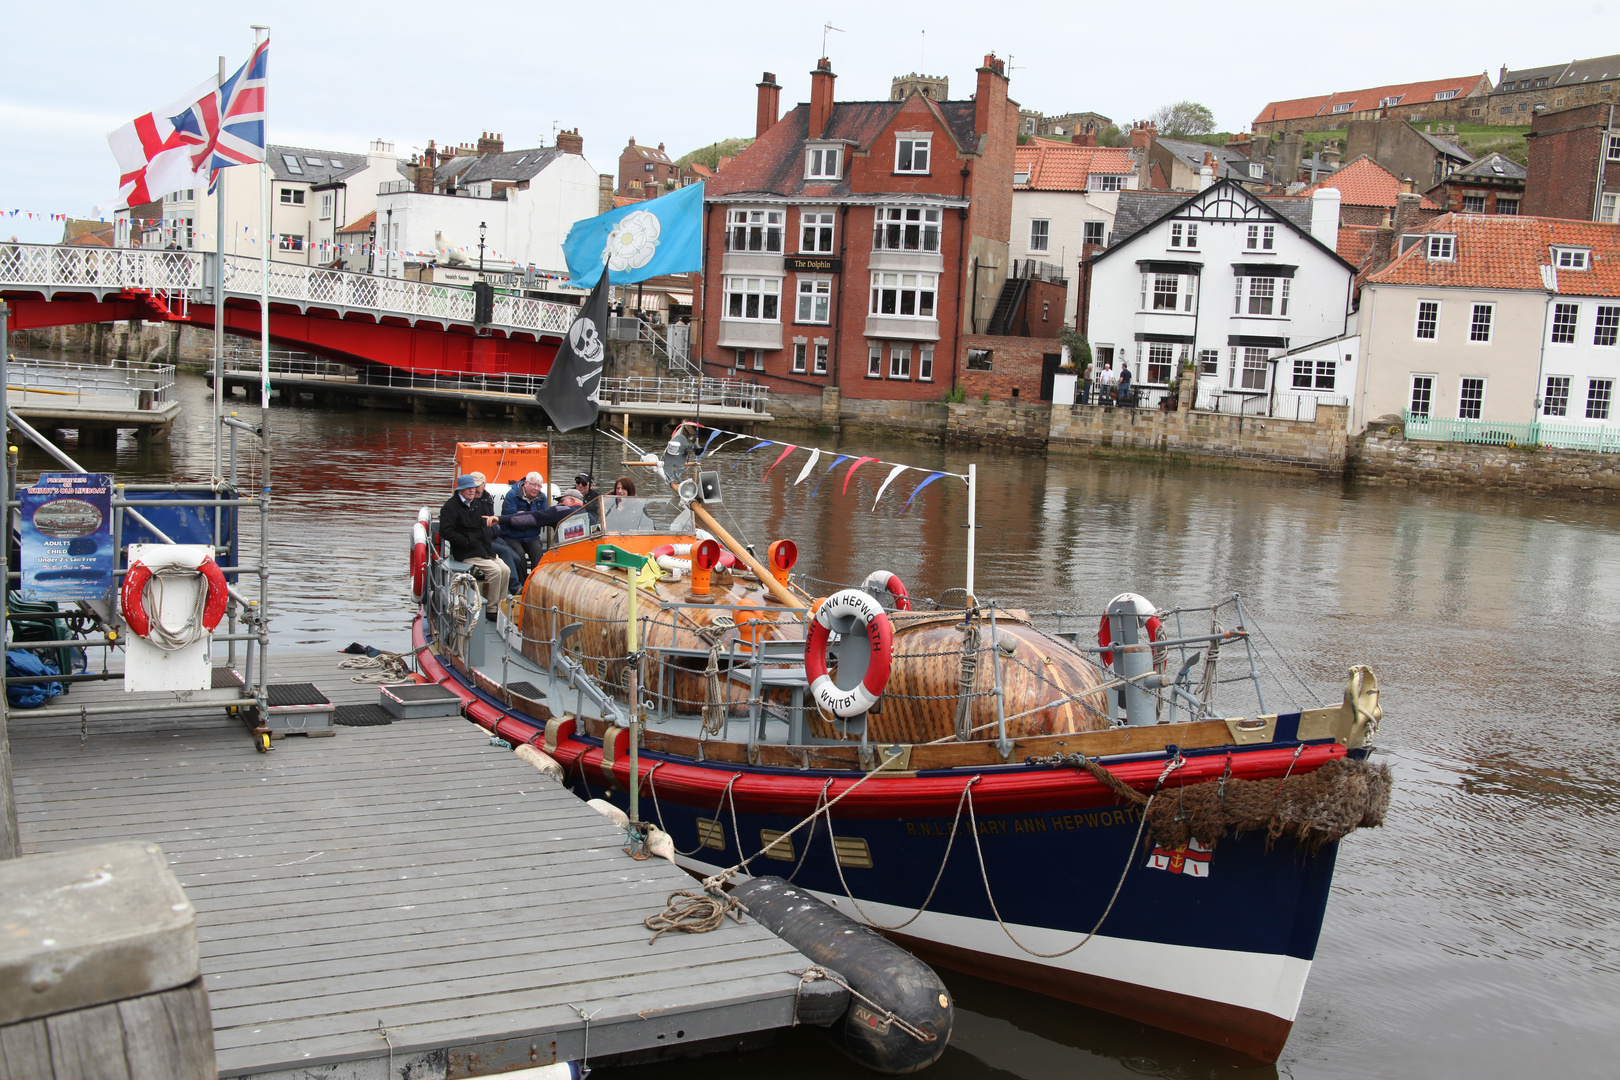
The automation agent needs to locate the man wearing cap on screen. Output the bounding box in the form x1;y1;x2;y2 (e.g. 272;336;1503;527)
573;473;602;525
439;475;510;621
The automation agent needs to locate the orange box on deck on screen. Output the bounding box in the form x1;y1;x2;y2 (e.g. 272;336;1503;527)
454;443;549;486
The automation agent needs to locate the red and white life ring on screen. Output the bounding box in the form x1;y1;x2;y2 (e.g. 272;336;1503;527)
804;589;894;718
654;533;740;575
121;553;229;639
1097;592;1164;668
861;569;912;611
410;509;429;600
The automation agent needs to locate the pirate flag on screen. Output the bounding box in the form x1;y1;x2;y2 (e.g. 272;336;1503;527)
536;275;609;432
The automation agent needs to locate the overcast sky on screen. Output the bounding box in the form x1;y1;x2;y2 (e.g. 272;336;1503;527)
1;1;1605;242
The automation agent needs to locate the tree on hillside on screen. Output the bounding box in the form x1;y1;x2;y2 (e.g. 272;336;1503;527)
1148;101;1216;139
676;137;754;171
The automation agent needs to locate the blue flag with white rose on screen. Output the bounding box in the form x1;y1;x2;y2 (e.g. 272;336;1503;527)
561;181;704;289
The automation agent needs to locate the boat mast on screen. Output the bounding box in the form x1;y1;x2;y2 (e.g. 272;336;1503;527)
966;463;977;604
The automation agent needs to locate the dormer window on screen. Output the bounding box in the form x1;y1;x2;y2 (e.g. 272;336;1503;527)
1554;247;1591;270
1013;169;1031;186
896;136;931;174
1380;95;1405;108
1331;102;1352;114
806;146;841;180
1089;174;1124;192
1248;162;1264;179
1434;90;1458;101
1427;234;1456;261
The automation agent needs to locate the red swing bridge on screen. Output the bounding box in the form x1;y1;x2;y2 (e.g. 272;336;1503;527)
0;243;567;377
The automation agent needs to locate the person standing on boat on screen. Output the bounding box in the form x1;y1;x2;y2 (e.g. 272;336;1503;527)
498;471;550;578
439;475;510;621
574;473;603;525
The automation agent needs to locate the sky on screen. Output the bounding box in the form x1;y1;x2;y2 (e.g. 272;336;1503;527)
1;0;1610;243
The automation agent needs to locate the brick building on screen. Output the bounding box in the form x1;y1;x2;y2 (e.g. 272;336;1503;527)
1480;55;1620;125
617;138;681;200
695;53;1019;399
1253;74;1493;137
1427;153;1527;217
1522;103;1620;222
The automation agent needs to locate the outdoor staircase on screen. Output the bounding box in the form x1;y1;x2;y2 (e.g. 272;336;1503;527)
986;276;1029;336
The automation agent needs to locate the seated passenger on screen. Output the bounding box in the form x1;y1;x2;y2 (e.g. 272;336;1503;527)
499;471;550;578
438;475;509;621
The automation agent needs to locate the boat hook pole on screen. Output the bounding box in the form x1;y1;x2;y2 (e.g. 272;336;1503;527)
624;556;643;849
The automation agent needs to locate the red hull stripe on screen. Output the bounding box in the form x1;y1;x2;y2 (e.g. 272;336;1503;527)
415;617;1346;818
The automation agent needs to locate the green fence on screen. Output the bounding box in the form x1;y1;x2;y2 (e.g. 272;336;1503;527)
1403;411;1620;452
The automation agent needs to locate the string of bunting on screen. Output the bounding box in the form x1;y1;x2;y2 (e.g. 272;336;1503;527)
686;425;966;513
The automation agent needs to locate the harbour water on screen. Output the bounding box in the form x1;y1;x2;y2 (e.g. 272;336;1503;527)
29;370;1620;1078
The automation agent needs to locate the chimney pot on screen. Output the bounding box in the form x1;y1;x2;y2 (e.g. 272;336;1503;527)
756;71;783;137
808;60;837;140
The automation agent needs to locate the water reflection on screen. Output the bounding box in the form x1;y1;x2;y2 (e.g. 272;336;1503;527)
17;371;1620;1077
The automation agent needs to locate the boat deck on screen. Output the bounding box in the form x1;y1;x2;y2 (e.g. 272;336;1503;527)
7;650;813;1078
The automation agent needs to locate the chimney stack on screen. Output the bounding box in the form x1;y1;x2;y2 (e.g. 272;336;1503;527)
1130;120;1157;151
556;128;584;155
1310;187;1342;251
417;140;438;193
974;54;1009;140
1392;191;1424;238
808;59;836;139
756;72;782;137
477;131;504;155
1199;151;1216;191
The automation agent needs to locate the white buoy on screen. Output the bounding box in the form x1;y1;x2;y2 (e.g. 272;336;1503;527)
646;828;675;862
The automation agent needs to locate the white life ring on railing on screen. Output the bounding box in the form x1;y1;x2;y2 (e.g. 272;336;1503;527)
861;569;912;611
804;589;894;718
411;509;429;600
121;553;229;644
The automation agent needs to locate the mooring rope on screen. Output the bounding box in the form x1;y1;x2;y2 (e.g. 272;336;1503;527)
139;566;211;652
644;889;744;942
953;622;980;741
340;651;413;684
790;966;938;1044
828;777;978;931
964;754;1183;959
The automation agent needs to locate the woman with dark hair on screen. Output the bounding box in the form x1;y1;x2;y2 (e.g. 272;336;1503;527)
612;476;636;497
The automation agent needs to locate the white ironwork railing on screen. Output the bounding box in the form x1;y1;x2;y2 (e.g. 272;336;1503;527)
0;243;578;338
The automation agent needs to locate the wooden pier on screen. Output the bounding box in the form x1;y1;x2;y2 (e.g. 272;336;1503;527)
7;651;812;1078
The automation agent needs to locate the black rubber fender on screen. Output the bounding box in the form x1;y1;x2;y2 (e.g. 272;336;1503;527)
734;875;952;1074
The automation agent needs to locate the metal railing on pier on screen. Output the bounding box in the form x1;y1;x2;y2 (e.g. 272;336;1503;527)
7;357;176;408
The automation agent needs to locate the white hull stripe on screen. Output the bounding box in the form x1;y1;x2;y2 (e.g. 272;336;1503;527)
680;855;1311;1022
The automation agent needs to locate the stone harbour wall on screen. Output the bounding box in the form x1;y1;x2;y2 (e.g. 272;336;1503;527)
1047;402;1350;475
946;401;1052;448
1350;420;1620;502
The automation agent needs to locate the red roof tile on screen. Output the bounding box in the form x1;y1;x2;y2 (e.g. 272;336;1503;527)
1254;74;1487;126
1336;224;1381;269
1014;143;1136;192
1302;156;1442;210
1365;214;1620;295
337;210;375;234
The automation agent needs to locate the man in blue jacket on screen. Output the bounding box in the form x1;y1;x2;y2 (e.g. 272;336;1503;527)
497;471;550;584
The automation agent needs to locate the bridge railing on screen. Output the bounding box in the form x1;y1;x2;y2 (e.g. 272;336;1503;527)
600;376;769;413
0;243;203;293
0;243;576;339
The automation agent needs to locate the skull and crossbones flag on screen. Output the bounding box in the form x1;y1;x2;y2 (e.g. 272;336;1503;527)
536;275;610;432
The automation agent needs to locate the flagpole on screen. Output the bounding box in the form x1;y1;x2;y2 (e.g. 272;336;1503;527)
252;23;272;701
213;54;226;484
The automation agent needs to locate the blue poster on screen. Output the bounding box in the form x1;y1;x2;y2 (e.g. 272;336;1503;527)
20;473;114;602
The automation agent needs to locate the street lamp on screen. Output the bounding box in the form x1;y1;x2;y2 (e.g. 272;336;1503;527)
478;220;487;277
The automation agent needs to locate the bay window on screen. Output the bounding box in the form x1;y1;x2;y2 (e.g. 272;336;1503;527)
870;272;937;318
874;206;942;252
726;208;784;252
1235;276;1289;316
725;276;780;321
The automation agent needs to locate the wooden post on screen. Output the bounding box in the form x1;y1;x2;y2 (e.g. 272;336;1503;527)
0;842;215;1078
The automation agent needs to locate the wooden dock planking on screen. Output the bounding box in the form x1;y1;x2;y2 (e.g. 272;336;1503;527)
8;651;812;1078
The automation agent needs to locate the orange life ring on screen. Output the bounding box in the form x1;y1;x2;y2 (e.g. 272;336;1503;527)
122;554;229;639
804;589;894;717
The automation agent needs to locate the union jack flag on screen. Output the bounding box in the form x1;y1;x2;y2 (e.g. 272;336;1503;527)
96;40;268;214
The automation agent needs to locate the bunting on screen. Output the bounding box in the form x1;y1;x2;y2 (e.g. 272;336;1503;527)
673;426;966;513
